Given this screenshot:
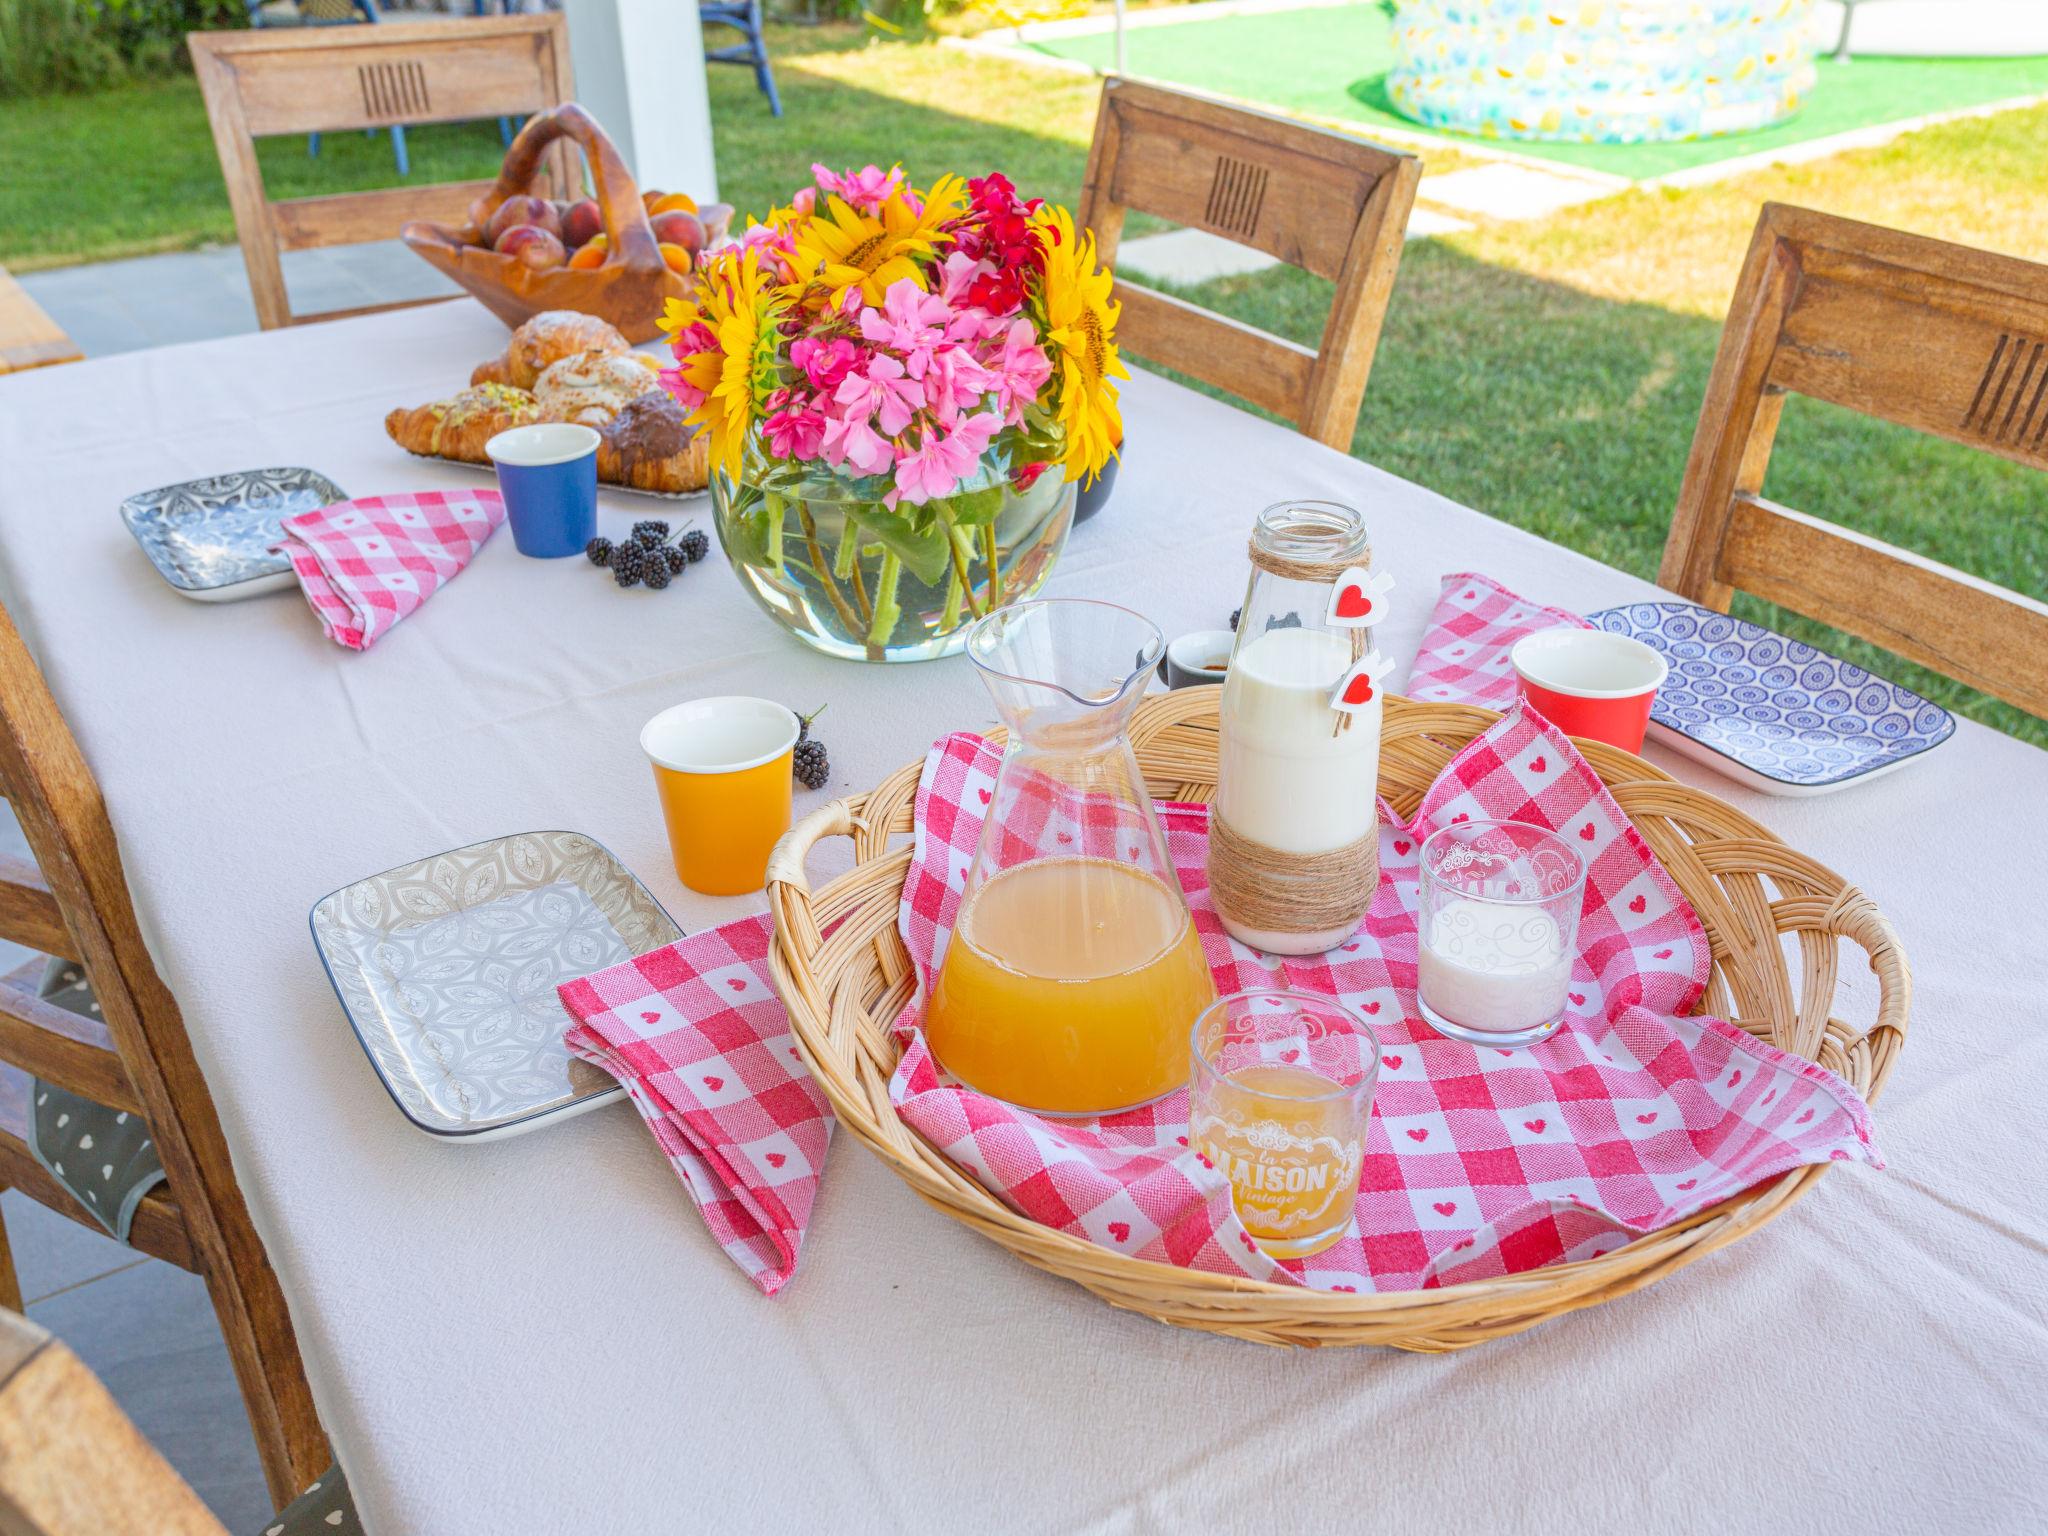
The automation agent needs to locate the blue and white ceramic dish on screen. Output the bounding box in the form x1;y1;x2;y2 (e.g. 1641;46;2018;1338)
1588;601;1955;797
121;466;344;602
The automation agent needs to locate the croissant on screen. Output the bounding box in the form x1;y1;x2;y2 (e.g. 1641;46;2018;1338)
470;310;631;390
384;383;542;465
534;349;664;427
597;391;710;494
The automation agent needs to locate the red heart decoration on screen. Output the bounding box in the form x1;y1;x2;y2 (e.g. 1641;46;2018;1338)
1636;1112;1657;1124
725;977;746;991
1333;1284;1357;1292
1762;1089;1777;1105
1653;948;1673;960
1454;1238;1475;1251
1237;1230;1257;1252
1728;1070;1742;1088
1830;1148;1850;1161
1525;1118;1546;1133
1462;590;1476;600
977;787;991;805
1393;840;1411;856
1433;1200;1457;1216
1796;1107;1815;1124
788;1047;800;1059
1341;674;1375;706
1406;1127;1429;1142
1382;1054;1402;1070
1568;992;1585;1006
703;1075;725;1092
1362;1001;1381;1015
1529;756;1547;773
1108;1221;1131;1243
1175;1135;1188;1146
1056;831;1073;845
1281;1048;1300;1062
1196;1152;1213;1170
1629;894;1647;914
1578;822;1596;841
1334;584;1372;619
640;1010;662;1025
1677;1177;1699;1191
766;1152;786;1168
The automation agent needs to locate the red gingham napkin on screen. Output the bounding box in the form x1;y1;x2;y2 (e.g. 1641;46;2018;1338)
274;489;505;651
1405;571;1591;709
557;926;831;1296
886;703;1880;1293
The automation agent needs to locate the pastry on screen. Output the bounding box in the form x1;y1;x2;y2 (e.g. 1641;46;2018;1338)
534;349;664;427
383;383;542;464
470;311;631;391
598;391;710;494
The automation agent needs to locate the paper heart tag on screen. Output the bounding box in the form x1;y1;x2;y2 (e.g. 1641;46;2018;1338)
1325;566;1395;628
1328;648;1392;716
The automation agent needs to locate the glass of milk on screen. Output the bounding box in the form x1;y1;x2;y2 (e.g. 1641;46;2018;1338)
1416;819;1586;1049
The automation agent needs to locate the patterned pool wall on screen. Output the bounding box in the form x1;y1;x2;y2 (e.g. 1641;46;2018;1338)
1387;0;1819;145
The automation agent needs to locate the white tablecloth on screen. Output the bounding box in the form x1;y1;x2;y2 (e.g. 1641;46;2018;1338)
1;301;2043;1535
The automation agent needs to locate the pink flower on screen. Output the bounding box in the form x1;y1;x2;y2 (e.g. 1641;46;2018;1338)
921;344;996;427
821;411;895;477
811;162;904;216
985;317;1052;422
790;335;859;392
832;352;924;437
790;186;816;218
763;404;826;461
891;411;1003;505
936;250;992;309
858;278;983;379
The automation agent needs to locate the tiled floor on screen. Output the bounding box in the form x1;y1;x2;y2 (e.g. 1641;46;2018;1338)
0;804;274;1531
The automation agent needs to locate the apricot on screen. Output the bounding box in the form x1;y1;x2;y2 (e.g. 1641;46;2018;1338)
648;192;699;216
495;225;566;270
649;210;705;259
567;239;608;271
485;194;559;247
640;189;666;212
561;198;604;250
658;242;693;276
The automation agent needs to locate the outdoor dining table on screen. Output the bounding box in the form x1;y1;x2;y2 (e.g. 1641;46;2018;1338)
0;299;2042;1533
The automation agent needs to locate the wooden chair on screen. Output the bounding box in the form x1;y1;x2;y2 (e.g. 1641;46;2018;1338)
0;268;80;376
1660;203;2048;720
189;14;577;331
0;597;327;1512
1076;78;1420;452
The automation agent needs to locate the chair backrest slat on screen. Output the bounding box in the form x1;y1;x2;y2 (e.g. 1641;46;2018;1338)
1078;78;1418;451
189;16;575;329
1661;204;2048;720
0;851;77;962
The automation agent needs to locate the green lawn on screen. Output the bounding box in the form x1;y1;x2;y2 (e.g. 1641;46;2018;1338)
1;23;2041;746
1021;5;2048;180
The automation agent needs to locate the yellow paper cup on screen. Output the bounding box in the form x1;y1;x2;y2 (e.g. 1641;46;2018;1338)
640;697;799;896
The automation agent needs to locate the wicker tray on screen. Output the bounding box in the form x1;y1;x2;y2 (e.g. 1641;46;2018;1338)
765;689;1909;1350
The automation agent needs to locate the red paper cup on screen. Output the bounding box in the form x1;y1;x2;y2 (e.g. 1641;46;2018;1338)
1509;628;1668;753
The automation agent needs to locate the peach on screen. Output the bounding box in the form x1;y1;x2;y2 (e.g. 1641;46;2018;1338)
485;194;559;247
495;225;566;270
649;210;705;259
561;198;604;251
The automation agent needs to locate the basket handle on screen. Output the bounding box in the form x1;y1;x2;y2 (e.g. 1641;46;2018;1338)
466;103;663;271
766;800;865;896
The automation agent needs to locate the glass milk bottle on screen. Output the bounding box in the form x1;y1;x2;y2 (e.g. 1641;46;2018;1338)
1208;501;1387;955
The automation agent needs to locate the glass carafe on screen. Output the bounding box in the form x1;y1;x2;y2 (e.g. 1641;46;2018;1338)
925;598;1216;1116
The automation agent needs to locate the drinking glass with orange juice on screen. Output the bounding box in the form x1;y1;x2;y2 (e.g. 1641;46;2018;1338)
1189;990;1380;1258
924;600;1216;1117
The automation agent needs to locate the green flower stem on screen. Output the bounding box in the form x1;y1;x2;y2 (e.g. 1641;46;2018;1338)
832;514;859;579
793;498;864;641
945;525;987;621
764;492;787;573
982;523;1003;610
866;551;903;649
939;559;966;632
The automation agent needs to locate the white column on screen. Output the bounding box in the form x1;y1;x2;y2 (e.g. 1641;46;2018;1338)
560;0;719;201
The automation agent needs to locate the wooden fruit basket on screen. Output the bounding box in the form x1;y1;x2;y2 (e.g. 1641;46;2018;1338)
401;103;693;342
765;687;1911;1351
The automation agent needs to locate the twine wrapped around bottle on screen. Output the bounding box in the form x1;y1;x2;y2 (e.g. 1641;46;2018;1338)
1207;533;1379;950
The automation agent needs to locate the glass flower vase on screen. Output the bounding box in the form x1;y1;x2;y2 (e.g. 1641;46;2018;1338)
710;442;1078;664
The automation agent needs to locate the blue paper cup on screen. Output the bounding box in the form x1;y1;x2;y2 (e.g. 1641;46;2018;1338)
486;423;600;558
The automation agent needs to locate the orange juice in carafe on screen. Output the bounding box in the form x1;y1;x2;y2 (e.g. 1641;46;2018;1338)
927;857;1215;1116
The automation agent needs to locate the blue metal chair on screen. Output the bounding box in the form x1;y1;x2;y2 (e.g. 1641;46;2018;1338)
701;0;782;116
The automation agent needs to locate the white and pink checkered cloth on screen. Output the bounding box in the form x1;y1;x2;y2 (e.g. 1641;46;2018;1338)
274;489;505;651
556;701;1879;1297
558;925;831;1297
1405;571;1592;710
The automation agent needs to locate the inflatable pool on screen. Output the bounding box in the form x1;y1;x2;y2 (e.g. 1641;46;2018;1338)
1387;0;1820;145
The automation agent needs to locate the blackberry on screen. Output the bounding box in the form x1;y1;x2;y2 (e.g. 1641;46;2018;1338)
678;528;710;564
1229;607;1241;631
585;536;615;567
630;518;670;548
611;543;646;588
663;545;689;576
792;738;829;789
643;559;672;591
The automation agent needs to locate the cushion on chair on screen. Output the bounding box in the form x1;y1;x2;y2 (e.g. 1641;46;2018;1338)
254;1465;358;1536
25;960;167;1243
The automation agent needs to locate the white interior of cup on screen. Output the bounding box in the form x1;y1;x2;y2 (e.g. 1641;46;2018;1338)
486;423;600;467
641;697;799;775
1511;628;1668;699
1169;629;1237;673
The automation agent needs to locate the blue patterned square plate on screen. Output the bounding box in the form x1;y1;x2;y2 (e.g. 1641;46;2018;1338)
121;466;345;602
1587;601;1956;797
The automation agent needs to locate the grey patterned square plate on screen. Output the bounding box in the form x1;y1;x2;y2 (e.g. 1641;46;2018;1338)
121;466;344;601
1589;601;1956;797
310;831;682;1141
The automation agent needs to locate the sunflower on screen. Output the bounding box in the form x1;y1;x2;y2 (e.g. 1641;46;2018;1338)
786;174;966;309
1034;206;1126;485
663;247;784;483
